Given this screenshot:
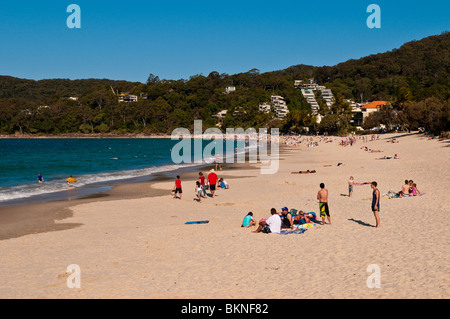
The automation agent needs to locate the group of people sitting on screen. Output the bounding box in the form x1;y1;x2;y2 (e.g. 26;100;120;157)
397;179;421;197
241;207;318;234
291;170;317;174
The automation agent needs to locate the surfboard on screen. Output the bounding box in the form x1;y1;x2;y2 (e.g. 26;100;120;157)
67;178;77;183
185;221;210;225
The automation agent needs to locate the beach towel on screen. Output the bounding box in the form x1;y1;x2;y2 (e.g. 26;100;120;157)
293;223;320;230
384;191;426;199
279;228;308;235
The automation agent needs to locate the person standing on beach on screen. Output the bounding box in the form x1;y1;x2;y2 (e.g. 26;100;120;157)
348;176;355;197
195;181;202;203
215;155;222;171
198;172;208;199
173;175;182;199
208;169;218;198
371;182;380;228
317;183;331;225
37;173;44;184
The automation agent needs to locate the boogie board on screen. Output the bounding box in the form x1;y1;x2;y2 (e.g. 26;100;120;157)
185;221;210;225
67;177;77;183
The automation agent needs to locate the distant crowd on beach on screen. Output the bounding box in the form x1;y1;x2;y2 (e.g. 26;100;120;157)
279;134;382;148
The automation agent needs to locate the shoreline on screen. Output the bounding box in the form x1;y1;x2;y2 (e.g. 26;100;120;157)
0;133;173;139
0;134;448;298
0;150;266;241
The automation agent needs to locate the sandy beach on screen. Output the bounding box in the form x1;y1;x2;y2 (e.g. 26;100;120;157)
0;133;448;299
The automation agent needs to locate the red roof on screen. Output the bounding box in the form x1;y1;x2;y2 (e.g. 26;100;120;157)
361;101;388;109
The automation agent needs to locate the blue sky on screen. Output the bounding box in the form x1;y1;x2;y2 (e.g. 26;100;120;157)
0;0;448;83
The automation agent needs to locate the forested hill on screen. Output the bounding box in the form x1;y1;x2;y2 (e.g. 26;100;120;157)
0;32;448;135
278;31;450;102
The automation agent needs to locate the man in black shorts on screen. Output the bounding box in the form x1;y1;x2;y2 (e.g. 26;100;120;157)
173;175;182;199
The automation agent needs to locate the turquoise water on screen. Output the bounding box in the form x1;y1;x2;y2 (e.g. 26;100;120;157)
0;138;241;203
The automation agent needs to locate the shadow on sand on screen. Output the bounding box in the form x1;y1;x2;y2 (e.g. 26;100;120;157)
348;218;375;228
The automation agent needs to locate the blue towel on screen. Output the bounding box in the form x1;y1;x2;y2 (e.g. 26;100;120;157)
279;228;307;235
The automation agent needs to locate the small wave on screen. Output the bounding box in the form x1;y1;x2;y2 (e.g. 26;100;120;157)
0;162;201;203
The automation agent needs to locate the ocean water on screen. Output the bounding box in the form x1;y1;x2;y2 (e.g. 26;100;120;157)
0;138;244;204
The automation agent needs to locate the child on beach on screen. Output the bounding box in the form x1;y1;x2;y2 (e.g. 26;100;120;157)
241;212;256;228
218;178;229;189
198;172;208;199
348;176;355;197
411;183;421;196
195;181;202;203
173;175;182;199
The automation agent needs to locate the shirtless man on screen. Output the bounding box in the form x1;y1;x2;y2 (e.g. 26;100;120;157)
399;180;409;197
317;183;331;225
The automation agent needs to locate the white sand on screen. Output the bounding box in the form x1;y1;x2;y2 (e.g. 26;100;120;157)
0;133;449;299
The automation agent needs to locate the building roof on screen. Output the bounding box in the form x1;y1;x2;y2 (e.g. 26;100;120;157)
361;101;388;109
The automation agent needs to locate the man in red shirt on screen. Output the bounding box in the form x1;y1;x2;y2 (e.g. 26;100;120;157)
173;175;182;199
208;169;218;198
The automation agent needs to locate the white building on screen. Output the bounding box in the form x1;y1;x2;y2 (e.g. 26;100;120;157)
119;94;138;103
271;95;290;119
321;89;335;107
301;89;320;114
212;110;228;119
259;102;271;114
225;86;236;94
296;79;335;115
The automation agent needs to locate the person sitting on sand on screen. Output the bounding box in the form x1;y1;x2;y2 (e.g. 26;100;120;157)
241;212;256;228
293;211;317;225
408;180;414;194
411;183;421;196
398;180;410;197
218;178;229;189
252;208;281;234
279;207;294;229
291;170;316;174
